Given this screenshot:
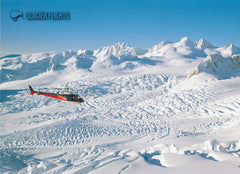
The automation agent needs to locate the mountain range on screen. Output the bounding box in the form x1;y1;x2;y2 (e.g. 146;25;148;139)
1;37;240;84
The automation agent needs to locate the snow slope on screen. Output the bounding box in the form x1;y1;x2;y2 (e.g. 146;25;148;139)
216;44;240;58
189;54;240;79
1;37;240;174
144;37;207;58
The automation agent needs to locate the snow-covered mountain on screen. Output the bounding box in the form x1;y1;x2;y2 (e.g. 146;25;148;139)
144;37;207;58
1;37;239;84
91;42;153;70
94;42;146;58
0;50;94;83
189;54;240;79
216;43;240;57
143;40;172;57
196;38;215;49
1;37;240;174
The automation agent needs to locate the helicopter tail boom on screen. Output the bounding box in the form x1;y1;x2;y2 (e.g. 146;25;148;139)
29;85;35;95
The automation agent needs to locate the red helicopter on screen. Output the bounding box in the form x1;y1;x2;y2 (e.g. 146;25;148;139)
29;85;84;103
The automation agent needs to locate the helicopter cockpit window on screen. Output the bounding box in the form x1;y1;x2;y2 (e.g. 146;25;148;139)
71;95;76;101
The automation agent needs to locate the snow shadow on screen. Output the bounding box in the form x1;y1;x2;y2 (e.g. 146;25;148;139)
0;150;29;173
0;90;24;102
109;55;163;66
140;151;166;167
0;54;21;59
76;57;94;69
183;49;207;59
0;149;58;173
184;150;218;161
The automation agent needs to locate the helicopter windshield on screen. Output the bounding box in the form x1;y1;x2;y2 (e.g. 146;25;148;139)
71;95;77;101
68;94;84;103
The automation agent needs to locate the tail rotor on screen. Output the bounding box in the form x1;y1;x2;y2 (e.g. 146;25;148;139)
29;85;35;95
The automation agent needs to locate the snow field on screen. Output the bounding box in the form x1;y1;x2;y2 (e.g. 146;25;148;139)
1;71;240;173
1;37;240;173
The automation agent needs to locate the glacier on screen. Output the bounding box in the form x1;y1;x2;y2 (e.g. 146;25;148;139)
0;37;240;174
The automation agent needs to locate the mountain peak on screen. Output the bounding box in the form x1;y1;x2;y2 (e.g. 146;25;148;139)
153;40;171;49
143;40;172;57
77;49;94;56
114;42;128;47
180;37;190;42
94;42;142;58
179;37;195;46
224;43;232;47
196;38;214;49
224;43;239;50
160;40;171;45
218;43;240;57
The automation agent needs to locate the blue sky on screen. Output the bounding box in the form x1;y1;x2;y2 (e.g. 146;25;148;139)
1;0;240;55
